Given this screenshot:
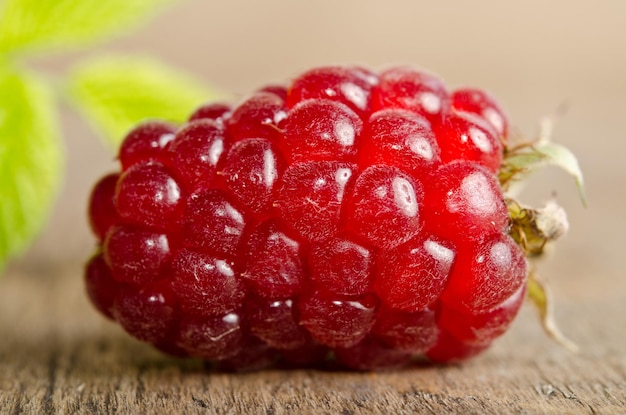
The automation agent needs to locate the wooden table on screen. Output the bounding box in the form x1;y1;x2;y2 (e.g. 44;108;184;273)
1;0;623;412
1;257;624;414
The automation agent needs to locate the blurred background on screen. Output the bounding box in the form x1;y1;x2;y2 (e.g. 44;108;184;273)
13;0;625;303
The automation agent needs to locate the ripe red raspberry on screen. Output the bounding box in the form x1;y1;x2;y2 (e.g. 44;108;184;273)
86;65;536;371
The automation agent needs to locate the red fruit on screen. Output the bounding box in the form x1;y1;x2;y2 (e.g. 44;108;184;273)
373;67;450;121
435;111;503;174
113;281;177;344
167;120;226;190
86;65;557;371
115;162;183;229
246;296;309;350
259;85;288;101
282;99;363;162
220;138;285;216
85;254;118;319
227;92;287;141
276;161;355;242
346;165;422;249
422;161;509;244
188;103;231;123
438;284;526;345
280;341;330;367
242;220;304;299
218;337;278;372
372;306;438;352
359;109;440;175
426;330;491;363
171;249;245;316
88;173;120;241
452;88;509;138
287;66;376;116
175;312;244;360
308;235;373;297
298;292;377;348
374;234;455;311
104;226;170;285
118;121;176;170
181;190;245;258
440;233;526;315
335;336;412;371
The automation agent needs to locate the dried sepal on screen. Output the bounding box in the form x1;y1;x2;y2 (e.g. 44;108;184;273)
526;271;579;352
500;141;586;205
508;199;569;257
501;111;584;352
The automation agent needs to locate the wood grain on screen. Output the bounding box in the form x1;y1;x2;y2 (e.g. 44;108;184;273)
1;1;623;413
0;263;624;414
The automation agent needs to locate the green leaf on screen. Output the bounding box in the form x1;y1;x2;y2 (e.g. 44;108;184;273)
0;0;175;55
0;68;62;270
68;55;222;147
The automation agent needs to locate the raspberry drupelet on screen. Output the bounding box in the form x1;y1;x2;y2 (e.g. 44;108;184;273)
86;65;531;371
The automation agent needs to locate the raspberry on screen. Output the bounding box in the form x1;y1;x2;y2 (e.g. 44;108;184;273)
227;92;287;141
246;296;309;350
88;173;120;241
359;109;440;175
114;162;183;229
113;281;177;344
258;85;288;101
335;336;412;371
440;233;526;314
242;220;304;299
298;292;377;348
86;65;542;371
286;66;375;116
374;233;454;311
371;306;438;352
85;254;117;319
176;312;244;360
308;235;373;297
373;67;450;121
181;189;245;258
171;249;244;316
166;120;226;190
346;165;422;249
188;103;231;123
276;161;354;242
118;121;176;169
283;99;363;162
452;88;509;139
221;138;285;216
438;284;526;346
103;226;170;285
434;111;503;173
422;161;509;243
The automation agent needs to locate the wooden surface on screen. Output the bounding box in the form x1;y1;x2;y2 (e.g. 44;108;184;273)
1;262;624;414
2;2;625;413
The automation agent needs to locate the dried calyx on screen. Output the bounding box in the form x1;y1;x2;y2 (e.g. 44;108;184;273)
499;118;585;351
